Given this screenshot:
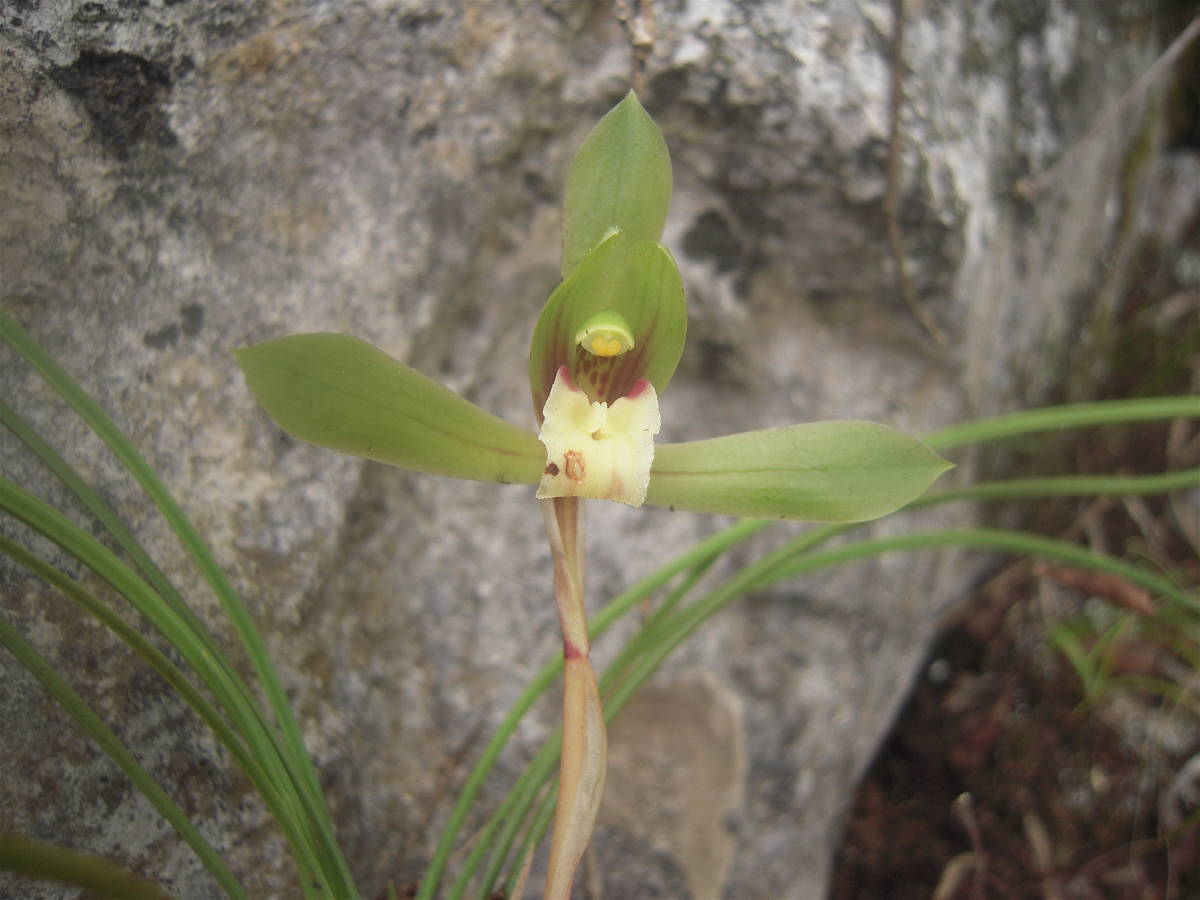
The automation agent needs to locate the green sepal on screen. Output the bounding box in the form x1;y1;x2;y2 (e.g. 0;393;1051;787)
237;333;545;485
645;421;954;521
562;90;672;278
529;230;686;415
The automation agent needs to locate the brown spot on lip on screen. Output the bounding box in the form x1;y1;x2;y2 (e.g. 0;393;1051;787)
544;462;559;476
564;450;585;482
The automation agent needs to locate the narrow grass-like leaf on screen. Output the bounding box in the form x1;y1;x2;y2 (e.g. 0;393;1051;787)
757;530;1195;608
476;563;748;900
452;736;561;900
471;463;1200;892
914;468;1200;504
496;527;1195;889
1106;674;1200;711
0;832;176;900
1;314;356;897
475;560;718;899
0;538;256;779
0;480;329;896
923;396;1200;449
1141;610;1200;673
507;788;559;898
1049;623;1102;698
0;614;245;899
2;401;178;600
489;537;825;892
415;519;767;900
441;399;1200;892
442;459;1200;893
504;782;558;899
476;744;557;899
1054;605;1200;714
1;398;324;886
0;400;241;696
1050;618;1127;701
0;536;313;881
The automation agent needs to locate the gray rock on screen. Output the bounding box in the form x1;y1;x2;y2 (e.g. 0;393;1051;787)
0;1;1169;897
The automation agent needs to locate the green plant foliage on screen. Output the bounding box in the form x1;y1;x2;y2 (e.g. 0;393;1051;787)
0;612;246;899
0;832;178;900
7;81;1196;900
417;397;1200;898
2;313;357;899
1052;591;1200;715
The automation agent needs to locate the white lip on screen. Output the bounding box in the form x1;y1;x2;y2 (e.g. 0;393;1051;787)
536;368;661;507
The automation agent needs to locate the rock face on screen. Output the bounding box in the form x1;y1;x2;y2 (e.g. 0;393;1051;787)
0;1;1168;897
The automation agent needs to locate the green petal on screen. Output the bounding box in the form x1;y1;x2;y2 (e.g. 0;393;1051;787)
562;90;672;278
645;421;954;521
530;231;686;415
237;333;544;485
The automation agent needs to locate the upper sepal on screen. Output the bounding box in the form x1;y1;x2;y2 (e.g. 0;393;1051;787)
236;333;545;485
562;90;672;278
645;421;954;521
529;230;686;417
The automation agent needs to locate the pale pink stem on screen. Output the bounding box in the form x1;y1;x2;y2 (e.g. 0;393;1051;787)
540;497;608;900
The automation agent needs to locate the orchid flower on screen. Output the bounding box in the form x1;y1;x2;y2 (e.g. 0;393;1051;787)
236;92;951;898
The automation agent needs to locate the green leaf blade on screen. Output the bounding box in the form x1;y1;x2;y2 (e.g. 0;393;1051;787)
0;614;247;900
236;333;544;486
562;91;672;277
646;421;954;521
2;313;355;897
0;832;177;900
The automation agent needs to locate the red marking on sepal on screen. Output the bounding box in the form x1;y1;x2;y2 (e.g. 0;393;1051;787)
556;365;582;392
625;378;653;400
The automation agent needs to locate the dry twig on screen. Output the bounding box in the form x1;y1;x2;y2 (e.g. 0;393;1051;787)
614;0;655;97
885;0;948;346
1033;563;1157;617
951;793;988;900
1015;14;1200;199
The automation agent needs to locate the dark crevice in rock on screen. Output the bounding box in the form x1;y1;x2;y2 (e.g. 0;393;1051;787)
180;303;205;336
73;2;119;25
50;50;177;159
1162;0;1200;150
143;322;179;349
682;209;743;273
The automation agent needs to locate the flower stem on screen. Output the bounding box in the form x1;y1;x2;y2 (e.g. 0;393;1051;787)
540;497;607;900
